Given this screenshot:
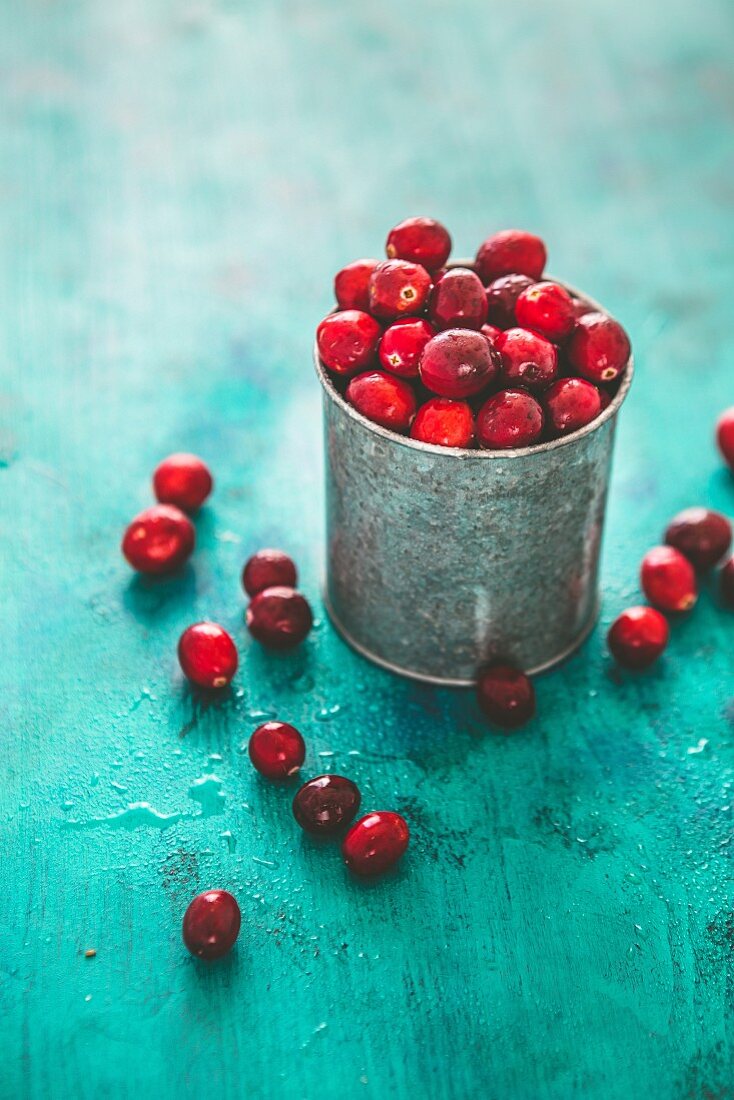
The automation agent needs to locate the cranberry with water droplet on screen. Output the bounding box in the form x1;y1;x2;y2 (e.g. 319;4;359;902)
249;721;305;780
515;281;575;342
293;774;361;835
608;606;669;669
475;229;546;283
411;398;475;448
153;453;213;513
334;259;379;312
121;504;195;575
476;663;536;729
317;310;382;376
246;586;313;649
378;318;434;378
419;329;499;398
342;811;410;876
428;268;487;331
178;622;239;689
664;508;732;570
346;370;417;433
183;890;241;960
567;312;630;383
385;217;451;272
368;259;432;320
640;546;698;612
544;378;601;436
476;389;544;450
496;327;558;391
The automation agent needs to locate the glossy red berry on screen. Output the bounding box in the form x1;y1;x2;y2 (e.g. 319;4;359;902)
410;398;474;448
544;378;602;437
346;370;417;433
178;622;239;689
481;323;502;343
121;504;195;575
317;310;381;376
342;811;409;877
567;312;631;383
608;606;669;669
427;268;487;331
293;774;361;835
475;229;546;283
720;558;734;607
484;274;534;327
378;318;434;378
717;407;734;471
385;217;451;272
515;281;575;342
664;508;732;570
334;259;379;311
495;328;558;391
476;389;544;450
248;720;305;779
368;259;432;320
419;329;500;399
182;890;241;960
242;548;297;597
476;663;536;728
153;453;212;512
640;546;697;612
246;586;313;649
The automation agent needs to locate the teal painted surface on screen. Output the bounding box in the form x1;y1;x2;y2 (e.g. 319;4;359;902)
1;1;733;1097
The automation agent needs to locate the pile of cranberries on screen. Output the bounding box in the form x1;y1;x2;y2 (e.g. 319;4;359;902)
316;220;631;449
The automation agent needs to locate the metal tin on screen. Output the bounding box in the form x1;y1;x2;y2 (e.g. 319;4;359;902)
314;287;633;685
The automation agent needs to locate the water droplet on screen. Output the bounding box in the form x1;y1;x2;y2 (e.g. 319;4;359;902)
315;704;342;722
221;830;237;853
188;775;226;817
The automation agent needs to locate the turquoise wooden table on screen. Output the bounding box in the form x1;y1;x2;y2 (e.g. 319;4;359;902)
2;2;733;1097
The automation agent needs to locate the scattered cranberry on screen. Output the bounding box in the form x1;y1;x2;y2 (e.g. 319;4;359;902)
484;274;534;327
476;389;544;450
153;453;213;513
481;322;502;343
246;586;313;649
607;606;669;669
567;312;630;383
640;546;698;613
476;663;536;728
495;328;558;391
378;318;434;378
182;890;241;960
475;229;546;283
716;407;734;471
293;774;361;835
248;720;306;780
346;370;417;433
121;504;195;575
544;378;602;437
410;398;474;448
664;508;732;570
317;310;382;376
242;548;298;597
368;259;432;320
385;216;451;272
334;259;379;312
178;622;239;689
720;558;734;608
419;329;500;398
515;281;575;342
342;811;409;877
428;268;487;331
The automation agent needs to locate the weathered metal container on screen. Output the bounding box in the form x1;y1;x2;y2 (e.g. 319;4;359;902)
314;288;633;685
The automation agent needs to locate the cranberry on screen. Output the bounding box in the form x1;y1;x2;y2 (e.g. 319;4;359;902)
317;310;382;376
182;890;240;960
419;329;500;398
484;274;534;327
664;508;732;570
544;378;602;437
515;281;575;342
481;323;502;343
153;453;213;512
720;558;734;607
242;548;297;596
475;229;547;283
598;388;613;411
640;546;697;613
477;389;544;450
246;586;313;649
346;370;417;433
385;216;451;272
178;622;239;689
567;312;630;383
495;328;558;391
334;259;379;311
428;268;487;331
342;811;409;877
571;295;594;319
293;774;361;835
410;398;474;448
121;504;195;575
368;259;432;320
378;318;434;378
249;720;305;779
476;663;536;728
607;606;669;669
717;407;734;471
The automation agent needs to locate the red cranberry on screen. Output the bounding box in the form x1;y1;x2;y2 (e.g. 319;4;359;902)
385;216;451;272
242;548;297;596
475;229;546;283
293;774;361;835
481;323;502;343
246;586;313;649
607;606;669;669
334;259;379;312
477;389;544;450
317;310;382;376
342;811;409;877
182;890;241;960
717;407;734;471
428;268;487;331
720;558;734;607
346;370;417;433
476;663;536;728
153;453;212;512
378;318;434;378
368;259;432;320
178;622;239;690
515;281;575;342
640;546;697;613
598;388;613;411
571;295;595;319
496;328;558;391
419;329;499;399
544;378;602;437
664;508;732;570
410;398;474;448
249;720;305;779
121;504;195;575
567;312;630;383
484;274;534;327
